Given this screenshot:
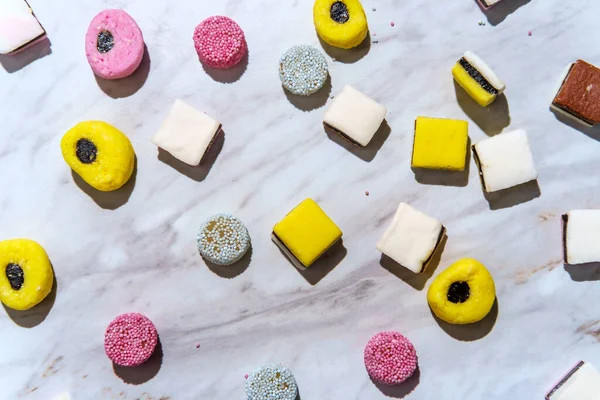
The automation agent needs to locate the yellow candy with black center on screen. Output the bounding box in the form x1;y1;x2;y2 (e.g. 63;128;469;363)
0;239;54;311
313;0;368;49
427;258;495;325
61;121;135;192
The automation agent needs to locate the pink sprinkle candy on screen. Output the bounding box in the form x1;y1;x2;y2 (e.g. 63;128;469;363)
390;21;395;27
528;31;532;36
244;374;249;379
196;343;201;349
193;16;247;69
364;331;418;385
104;313;158;367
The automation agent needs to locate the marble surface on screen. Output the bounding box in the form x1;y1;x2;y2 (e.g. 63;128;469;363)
1;0;600;399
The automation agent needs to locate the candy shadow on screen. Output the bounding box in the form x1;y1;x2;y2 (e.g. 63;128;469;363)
2;273;57;328
565;263;600;282
157;129;224;182
431;299;498;341
481;180;541;210
287;240;347;286
113;336;162;384
0;37;52;73
317;32;371;64
202;51;248;84
478;0;533;26
412;138;471;187
454;81;510;136
325;120;391;162
204;245;252;279
284;75;331;112
379;233;447;291
94;44;151;99
550;107;600;142
371;367;420;398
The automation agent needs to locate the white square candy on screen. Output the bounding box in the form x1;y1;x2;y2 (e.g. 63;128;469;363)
152;100;221;166
546;361;600;400
323;85;387;147
472;129;538;193
563;210;600;264
0;0;45;55
376;202;445;273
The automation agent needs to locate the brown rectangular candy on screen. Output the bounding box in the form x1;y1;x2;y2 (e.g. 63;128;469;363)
552;60;600;126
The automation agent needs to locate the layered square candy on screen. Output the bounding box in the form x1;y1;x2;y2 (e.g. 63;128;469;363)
546;361;600;400
452;51;505;107
272;198;342;270
563;210;600;265
477;0;503;10
412;116;469;171
323;85;387;147
0;0;46;55
472;129;538;193
551;60;600;127
152;100;221;166
376;202;445;273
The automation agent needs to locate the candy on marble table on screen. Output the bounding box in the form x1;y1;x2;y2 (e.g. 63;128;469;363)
279;45;329;96
197;213;251;266
246;363;298;400
152;99;222;166
476;0;503;10
313;0;368;49
427;258;496;325
105;313;158;367
411;116;469;171
61;121;135;192
546;361;600;400
272;198;342;270
0;239;53;311
323;85;386;147
0;0;46;55
376;202;445;274
562;210;600;265
472;129;538;193
452;51;505;107
364;331;418;385
193;16;247;69
85;9;145;80
551;60;600;127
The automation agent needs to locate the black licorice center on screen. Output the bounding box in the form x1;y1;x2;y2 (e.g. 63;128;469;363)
459;58;498;95
97;30;115;53
6;263;24;291
447;281;470;303
330;1;349;23
76;138;97;164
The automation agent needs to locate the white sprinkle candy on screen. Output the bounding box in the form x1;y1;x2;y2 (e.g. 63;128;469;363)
279;45;329;96
197;213;250;265
246;363;298;400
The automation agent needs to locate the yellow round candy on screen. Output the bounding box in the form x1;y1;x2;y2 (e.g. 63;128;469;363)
313;0;368;49
0;239;54;311
427;258;496;325
61;121;135;192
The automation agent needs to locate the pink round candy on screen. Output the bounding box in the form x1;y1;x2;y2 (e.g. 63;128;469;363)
193;16;247;69
104;313;158;367
364;331;418;385
85;9;145;80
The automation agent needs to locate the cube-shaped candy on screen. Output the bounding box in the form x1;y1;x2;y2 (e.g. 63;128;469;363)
152;100;221;166
323;85;387;147
472;129;538;193
452;51;505;107
563;210;600;265
0;0;46;55
412;116;469;171
546;361;600;400
376;202;445;273
551;60;600;127
476;0;503;10
272;198;342;270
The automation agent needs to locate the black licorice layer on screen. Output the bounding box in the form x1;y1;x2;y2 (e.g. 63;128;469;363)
330;1;350;24
6;263;24;291
546;361;585;399
97;30;115;53
459;58;498;95
447;281;470;303
76;138;97;164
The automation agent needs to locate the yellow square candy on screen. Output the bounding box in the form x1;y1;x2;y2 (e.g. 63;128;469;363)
272;198;342;269
411;116;468;171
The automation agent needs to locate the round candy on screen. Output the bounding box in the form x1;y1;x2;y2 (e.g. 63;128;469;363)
193;16;247;69
246;363;298;400
197;214;250;265
313;0;369;49
279;45;329;96
0;239;53;311
364;331;418;385
104;313;158;367
61;121;135;192
85;9;145;80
